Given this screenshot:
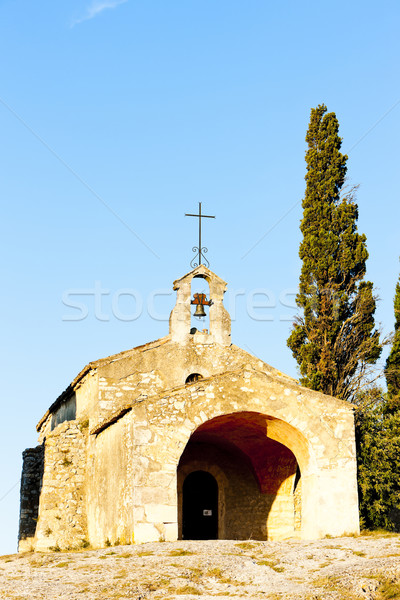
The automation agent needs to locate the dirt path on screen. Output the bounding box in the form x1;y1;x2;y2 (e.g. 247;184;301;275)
1;534;399;600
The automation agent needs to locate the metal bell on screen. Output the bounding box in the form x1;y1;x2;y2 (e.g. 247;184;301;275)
193;304;207;318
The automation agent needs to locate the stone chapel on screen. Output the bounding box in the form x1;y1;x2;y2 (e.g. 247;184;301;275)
18;264;360;552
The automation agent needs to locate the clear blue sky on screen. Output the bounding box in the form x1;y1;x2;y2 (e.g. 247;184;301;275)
1;0;399;554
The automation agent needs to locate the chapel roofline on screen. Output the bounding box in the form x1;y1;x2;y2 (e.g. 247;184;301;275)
36;333;355;433
36;335;170;431
38;267;232;430
90;362;355;437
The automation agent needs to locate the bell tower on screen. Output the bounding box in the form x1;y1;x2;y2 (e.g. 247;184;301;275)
169;264;231;346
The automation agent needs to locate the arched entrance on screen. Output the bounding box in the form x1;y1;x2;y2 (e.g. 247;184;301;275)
182;471;218;539
177;411;307;540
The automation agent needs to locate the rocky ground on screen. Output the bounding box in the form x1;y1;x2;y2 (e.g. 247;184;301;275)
1;534;400;600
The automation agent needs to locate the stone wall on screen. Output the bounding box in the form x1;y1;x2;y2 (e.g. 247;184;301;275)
18;445;44;552
89;340;292;435
34;421;88;551
123;365;359;543
86;414;134;547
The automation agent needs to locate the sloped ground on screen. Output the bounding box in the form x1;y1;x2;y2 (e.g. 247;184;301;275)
1;534;399;600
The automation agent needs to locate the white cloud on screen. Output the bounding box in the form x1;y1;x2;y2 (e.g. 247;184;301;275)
71;0;128;27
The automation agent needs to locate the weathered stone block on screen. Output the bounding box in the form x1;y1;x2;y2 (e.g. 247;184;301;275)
134;523;160;544
144;504;176;523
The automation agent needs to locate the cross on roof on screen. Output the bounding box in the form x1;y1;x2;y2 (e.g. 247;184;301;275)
185;202;215;268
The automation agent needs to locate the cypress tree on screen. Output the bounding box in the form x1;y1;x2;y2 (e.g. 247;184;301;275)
288;104;381;400
356;268;400;532
384;269;400;412
356;391;400;531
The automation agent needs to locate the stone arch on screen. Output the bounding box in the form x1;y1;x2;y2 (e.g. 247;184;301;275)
185;373;204;385
192;411;312;475
130;372;359;543
176;411;311;540
177;461;228;539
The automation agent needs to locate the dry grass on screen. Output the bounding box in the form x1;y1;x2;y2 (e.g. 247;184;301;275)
113;568;128;579
73;564;102;572
313;574;342;588
378;581;400;599
0;555;16;562
207;566;223;578
257;558;285;572
310;575;360;600
168;548;194;556
234;542;256;551
173;585;201;595
361;530;399;539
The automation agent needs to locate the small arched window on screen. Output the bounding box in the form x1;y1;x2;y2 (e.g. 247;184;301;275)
185;373;203;384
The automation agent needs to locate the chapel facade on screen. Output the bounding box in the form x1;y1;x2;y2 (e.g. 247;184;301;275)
18;265;360;552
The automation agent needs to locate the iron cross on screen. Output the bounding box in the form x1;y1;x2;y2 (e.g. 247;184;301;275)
185;202;215;268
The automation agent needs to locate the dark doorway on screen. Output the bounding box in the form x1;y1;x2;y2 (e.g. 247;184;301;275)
182;470;218;540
